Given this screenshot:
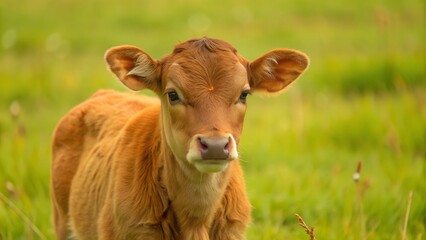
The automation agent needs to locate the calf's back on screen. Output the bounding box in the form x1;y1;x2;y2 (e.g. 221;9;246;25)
51;90;162;238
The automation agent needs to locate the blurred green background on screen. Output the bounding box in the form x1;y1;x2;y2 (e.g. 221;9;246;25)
0;0;424;239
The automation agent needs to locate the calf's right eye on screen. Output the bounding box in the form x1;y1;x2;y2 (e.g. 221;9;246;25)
167;91;181;105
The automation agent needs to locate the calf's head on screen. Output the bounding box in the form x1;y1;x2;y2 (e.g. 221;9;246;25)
105;38;309;173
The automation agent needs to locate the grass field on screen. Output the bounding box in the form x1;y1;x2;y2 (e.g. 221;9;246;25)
0;0;424;239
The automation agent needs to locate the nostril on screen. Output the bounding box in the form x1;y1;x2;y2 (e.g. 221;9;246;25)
201;142;208;151
198;137;209;152
225;136;232;151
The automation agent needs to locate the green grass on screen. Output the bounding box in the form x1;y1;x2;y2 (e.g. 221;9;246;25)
243;92;425;239
0;0;425;239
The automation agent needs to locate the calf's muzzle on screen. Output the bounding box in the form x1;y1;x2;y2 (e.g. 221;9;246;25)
198;136;231;160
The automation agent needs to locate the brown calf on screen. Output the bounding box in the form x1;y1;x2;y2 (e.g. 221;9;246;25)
51;37;309;239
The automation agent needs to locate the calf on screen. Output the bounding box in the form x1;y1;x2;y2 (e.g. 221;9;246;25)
51;37;309;239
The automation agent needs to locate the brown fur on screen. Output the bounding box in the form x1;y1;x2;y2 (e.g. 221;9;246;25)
51;37;309;239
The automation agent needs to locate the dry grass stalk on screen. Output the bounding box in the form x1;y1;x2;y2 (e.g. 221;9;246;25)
353;160;367;240
0;191;47;240
401;191;413;240
353;160;362;183
295;213;317;240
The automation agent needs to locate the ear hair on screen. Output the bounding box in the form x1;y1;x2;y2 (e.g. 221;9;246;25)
127;54;156;78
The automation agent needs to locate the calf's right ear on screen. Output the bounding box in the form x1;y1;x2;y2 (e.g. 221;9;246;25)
105;46;160;92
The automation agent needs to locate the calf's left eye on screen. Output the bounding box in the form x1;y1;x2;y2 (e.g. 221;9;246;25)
238;90;250;104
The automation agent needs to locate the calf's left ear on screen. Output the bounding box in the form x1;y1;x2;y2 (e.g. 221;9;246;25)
249;49;309;93
105;45;160;93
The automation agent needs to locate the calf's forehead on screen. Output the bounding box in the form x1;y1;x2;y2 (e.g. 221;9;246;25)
162;53;249;96
159;38;249;93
